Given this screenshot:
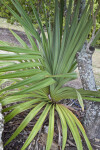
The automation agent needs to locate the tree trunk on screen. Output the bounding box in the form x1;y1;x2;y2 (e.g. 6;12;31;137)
77;43;97;91
76;43;100;146
76;1;100;147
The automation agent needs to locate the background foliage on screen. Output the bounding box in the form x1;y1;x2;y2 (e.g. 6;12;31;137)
88;0;100;45
0;0;54;25
0;0;100;45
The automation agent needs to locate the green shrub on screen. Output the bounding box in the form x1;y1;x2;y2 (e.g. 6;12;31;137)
0;0;54;25
0;0;100;150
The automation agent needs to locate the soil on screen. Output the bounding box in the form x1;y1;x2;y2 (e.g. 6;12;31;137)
0;27;99;150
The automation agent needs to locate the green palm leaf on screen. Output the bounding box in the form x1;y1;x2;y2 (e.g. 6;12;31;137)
10;29;28;48
0;40;10;46
0;54;41;61
25;29;38;50
46;105;54;150
56;104;67;150
0;69;41;79
0;46;40;54
2;0;41;43
5;99;39;123
0;62;42;72
0;0;100;149
60;104;83;150
29;0;47;45
1;94;34;106
76;90;84;111
5;102;46;146
60;104;92;150
21;104;51;150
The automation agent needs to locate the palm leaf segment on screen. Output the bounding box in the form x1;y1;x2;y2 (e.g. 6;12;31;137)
0;0;100;150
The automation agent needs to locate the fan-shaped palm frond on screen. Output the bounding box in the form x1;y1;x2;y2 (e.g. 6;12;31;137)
0;0;100;150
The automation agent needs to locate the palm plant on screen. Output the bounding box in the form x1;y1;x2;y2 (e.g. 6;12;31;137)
0;0;100;149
